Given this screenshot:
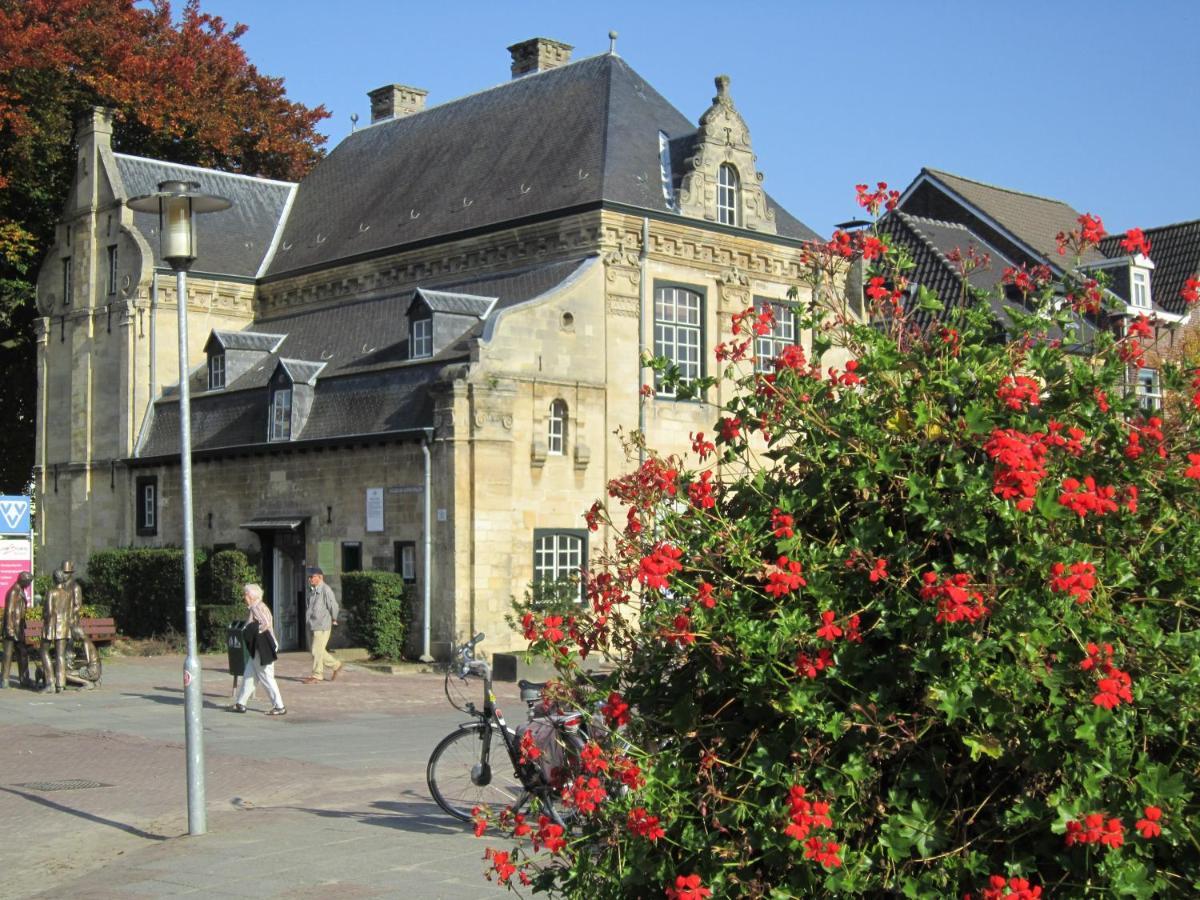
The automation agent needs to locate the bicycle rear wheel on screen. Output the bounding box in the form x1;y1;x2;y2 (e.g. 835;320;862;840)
427;722;526;820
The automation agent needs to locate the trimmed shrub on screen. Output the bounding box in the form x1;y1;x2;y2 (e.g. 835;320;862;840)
341;571;410;660
209;549;258;606
199;603;248;653
84;547;209;638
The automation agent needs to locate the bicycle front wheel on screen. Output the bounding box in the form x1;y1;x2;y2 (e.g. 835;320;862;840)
427;723;526;820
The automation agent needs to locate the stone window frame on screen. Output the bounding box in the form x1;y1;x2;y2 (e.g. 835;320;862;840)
653;281;705;398
753;298;798;374
269;385;292;441
410;317;432;359
208;352;226;391
394;540;417;583
106;244;119;296
532;528;587;604
717;164;740;226
135;475;157;536
547;399;568;456
62;257;72;307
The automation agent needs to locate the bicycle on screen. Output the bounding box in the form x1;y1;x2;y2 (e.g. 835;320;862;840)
426;633;582;825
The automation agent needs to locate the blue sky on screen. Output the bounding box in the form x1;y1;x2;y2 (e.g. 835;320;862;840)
197;0;1200;237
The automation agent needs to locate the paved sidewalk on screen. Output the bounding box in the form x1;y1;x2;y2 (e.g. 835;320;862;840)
0;652;520;898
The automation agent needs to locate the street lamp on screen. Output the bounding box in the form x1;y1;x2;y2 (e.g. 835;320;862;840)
128;179;231;836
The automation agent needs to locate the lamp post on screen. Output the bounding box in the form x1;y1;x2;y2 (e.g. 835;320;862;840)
128;180;231;836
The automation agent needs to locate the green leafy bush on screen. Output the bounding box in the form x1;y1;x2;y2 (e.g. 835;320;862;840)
199;603;248;653
341;571;410;660
84;547;209;638
500;202;1200;897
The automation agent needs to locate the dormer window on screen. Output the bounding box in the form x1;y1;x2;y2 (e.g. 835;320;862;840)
208;352;225;390
717;164;740;226
1132;270;1150;310
548;400;568;455
269;385;292;441
411;317;432;359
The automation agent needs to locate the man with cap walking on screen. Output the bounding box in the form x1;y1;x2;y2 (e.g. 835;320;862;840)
303;567;342;683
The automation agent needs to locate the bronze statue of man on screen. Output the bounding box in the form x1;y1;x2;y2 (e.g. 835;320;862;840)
39;570;72;693
1;571;33;689
60;560;96;668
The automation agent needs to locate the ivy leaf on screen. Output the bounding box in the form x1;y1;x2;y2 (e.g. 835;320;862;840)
962;733;1002;761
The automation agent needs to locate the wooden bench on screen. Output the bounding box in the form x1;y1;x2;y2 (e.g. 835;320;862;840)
22;617;117;645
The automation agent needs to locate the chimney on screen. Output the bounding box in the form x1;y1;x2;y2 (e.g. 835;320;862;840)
368;84;429;123
507;37;573;79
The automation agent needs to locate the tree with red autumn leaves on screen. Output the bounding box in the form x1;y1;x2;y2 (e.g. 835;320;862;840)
486;187;1200;896
0;0;328;490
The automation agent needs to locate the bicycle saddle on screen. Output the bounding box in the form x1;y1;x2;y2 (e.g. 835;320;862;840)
518;679;546;702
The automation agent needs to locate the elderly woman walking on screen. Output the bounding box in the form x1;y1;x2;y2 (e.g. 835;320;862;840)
231;583;286;716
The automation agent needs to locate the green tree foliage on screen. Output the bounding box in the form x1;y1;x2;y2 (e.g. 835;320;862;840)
499;201;1200;896
0;0;329;490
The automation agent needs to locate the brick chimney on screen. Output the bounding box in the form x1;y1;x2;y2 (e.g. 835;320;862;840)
507;37;573;79
368;84;429;123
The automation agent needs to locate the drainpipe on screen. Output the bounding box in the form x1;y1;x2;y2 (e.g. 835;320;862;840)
420;428;434;662
149;273;158;399
638;217;649;465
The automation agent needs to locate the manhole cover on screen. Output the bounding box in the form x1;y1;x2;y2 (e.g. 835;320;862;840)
16;780;113;792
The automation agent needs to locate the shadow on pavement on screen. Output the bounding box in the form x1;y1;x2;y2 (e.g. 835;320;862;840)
120;689;232;712
232;791;470;835
0;786;170;841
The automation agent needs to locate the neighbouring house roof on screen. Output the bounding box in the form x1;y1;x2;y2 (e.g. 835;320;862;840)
903;168;1106;268
136;256;594;458
114;154;295;279
1099;219;1200;315
263;53;818;279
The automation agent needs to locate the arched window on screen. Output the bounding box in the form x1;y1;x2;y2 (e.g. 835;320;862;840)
717;164;740;226
547;399;568;455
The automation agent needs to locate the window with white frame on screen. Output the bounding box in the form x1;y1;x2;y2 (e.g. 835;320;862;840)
136;476;157;535
654;285;703;396
106;245;119;295
1136;367;1161;411
547;399;568;455
717;164;740;226
395;541;417;583
411;318;432;358
533;529;586;603
1132;270;1150;310
754;301;797;374
269;387;292;441
208;352;225;390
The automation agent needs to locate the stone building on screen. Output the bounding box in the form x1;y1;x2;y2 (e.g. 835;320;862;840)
33;38;821;655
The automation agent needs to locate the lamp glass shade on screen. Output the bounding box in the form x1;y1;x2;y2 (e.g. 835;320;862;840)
163;195;196;263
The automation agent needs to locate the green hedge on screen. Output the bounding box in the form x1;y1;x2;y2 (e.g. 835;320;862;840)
209;550;258;607
199;603;248;652
341;571;410;660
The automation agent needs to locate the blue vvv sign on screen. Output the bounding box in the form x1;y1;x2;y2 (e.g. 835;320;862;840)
0;496;31;535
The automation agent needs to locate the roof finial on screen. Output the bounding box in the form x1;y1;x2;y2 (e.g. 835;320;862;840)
350;112;359;133
715;74;731;99
608;30;618;55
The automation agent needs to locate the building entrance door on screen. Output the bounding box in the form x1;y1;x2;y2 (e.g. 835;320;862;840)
273;547;300;651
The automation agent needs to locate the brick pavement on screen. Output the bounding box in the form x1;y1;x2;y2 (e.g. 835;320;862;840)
0;652;525;899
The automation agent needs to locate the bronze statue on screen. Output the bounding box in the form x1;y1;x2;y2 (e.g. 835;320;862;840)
1;571;32;689
60;560;96;670
39;570;72;693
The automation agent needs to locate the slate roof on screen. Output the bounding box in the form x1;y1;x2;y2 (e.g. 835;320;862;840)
277;359;326;386
264;53;817;278
413;289;497;318
911;168;1106;268
207;331;286;352
136;256;594;457
1099;219;1200;315
114;154;294;279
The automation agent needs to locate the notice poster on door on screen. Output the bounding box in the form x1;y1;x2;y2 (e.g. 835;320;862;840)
366;487;384;532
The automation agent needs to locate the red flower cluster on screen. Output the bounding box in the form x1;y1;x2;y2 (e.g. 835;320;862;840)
484;847;520;883
828;360;864;387
997;375;1041;411
771;507;795;539
973;874;1043;899
1125;416;1165;460
689;431;715;461
1120;227;1152;256
1136;806;1163;839
984;428;1048;511
600;691;630;727
1059;476;1119;518
518;729;542;765
639;542;683;590
861;235;886;261
1001;264;1053;294
1127;314;1154;340
584;500;603;532
783;784;842;868
1065;277;1104;315
1065;813;1125;849
665;874;712;900
795;648;834;678
1056;212;1106;257
688;470;716;510
532;814;566;853
563;775;607;814
521;612;568;645
1048;561;1097;604
855;181;900;216
816;610;842;641
696;581;717;609
920;572;990;624
627;807;666;842
1046;421;1086;456
610;752;646;790
764;555;807;598
718;416;742;442
662;611;696;647
1182;277;1200;306
1081;642;1133;710
866;275;906;312
773;344;808;373
472;805;488;837
803;836;843;869
1186;453;1200;480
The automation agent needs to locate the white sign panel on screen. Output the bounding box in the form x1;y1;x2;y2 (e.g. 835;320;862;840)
366;487;384;533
